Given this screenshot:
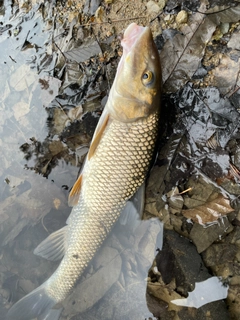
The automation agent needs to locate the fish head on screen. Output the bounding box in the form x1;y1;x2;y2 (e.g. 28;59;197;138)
108;23;162;122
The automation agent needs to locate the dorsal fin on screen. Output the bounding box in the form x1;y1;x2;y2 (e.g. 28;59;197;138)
68;174;82;207
68;108;110;206
88;109;109;160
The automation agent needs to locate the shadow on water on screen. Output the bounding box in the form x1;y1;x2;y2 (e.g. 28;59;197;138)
1;0;240;319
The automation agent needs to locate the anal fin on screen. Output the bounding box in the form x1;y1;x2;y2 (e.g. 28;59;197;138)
34;226;68;261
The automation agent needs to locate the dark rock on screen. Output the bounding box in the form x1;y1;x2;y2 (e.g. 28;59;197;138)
148;229;230;319
164;229;210;295
189;218;234;253
146;292;174;320
156;242;175;284
202;227;240;319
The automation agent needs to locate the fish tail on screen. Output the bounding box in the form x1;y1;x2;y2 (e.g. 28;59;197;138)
6;283;59;320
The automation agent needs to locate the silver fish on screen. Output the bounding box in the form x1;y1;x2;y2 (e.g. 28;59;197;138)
6;23;162;320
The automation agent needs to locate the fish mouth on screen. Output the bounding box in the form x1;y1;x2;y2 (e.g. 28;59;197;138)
115;23;150;79
121;23;148;54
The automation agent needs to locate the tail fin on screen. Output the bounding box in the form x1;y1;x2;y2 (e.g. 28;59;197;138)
39;308;63;320
6;285;58;320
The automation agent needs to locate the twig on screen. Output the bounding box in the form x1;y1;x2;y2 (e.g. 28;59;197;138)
163;13;206;85
178;187;193;195
41;215;49;233
198;5;233;15
9;56;17;63
78;16;148;28
53;40;67;61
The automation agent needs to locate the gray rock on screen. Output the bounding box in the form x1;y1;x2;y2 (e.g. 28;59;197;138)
227;29;240;50
189;218;233;253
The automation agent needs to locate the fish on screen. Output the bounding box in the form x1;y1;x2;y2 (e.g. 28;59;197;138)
6;22;162;320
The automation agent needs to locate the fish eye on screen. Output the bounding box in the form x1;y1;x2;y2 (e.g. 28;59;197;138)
142;71;154;86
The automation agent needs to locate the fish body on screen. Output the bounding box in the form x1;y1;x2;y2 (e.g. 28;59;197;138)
6;23;161;319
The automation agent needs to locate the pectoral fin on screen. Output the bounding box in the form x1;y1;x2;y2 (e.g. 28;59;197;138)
88;108;110;160
120;183;146;227
130;182;145;218
68;174;82;207
68;109;110;206
34;226;68;261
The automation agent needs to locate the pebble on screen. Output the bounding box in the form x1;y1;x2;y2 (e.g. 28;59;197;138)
164;14;175;24
147;1;161;15
229;275;240;286
176;10;188;24
227;31;240;50
220;22;230;35
158;0;166;11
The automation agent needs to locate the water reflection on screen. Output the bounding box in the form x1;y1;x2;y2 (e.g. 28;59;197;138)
0;2;163;319
61;216;163;320
171;276;228;308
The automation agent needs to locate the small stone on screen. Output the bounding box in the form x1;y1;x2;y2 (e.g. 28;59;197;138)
164;14;175;24
227;31;240;50
220;266;233;278
229;275;240;286
236;251;240;262
176;10;188;24
147;1;161;15
158;0;166;11
212;28;223;41
220;22;230;35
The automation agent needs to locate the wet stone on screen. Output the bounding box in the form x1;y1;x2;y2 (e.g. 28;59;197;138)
189;218;234;253
227;28;240;50
163;230;210;294
148;229;229;319
202;227;240;319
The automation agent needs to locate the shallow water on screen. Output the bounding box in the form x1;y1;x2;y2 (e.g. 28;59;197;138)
0;2;163;319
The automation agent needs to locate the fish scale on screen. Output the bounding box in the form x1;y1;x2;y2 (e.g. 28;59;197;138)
45;111;159;302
